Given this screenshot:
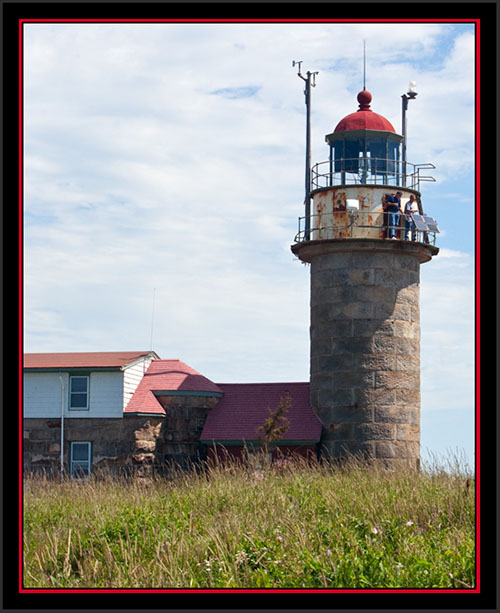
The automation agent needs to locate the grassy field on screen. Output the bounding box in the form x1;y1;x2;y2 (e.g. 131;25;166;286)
23;454;475;589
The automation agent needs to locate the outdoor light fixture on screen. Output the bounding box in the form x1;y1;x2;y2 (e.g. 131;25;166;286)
407;80;418;98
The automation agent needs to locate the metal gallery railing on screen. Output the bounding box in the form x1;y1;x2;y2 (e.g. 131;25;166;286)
294;210;438;245
311;158;436;192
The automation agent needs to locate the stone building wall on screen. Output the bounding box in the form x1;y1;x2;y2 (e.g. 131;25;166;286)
23;416;163;476
155;394;221;468
23;393;221;476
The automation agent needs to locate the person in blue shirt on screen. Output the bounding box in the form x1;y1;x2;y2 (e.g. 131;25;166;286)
383;191;403;239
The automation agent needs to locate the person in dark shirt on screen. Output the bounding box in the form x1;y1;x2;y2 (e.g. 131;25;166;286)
383;191;403;239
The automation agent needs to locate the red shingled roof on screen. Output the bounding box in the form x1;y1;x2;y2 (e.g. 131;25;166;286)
125;359;223;414
200;382;321;442
124;389;166;415
24;351;157;369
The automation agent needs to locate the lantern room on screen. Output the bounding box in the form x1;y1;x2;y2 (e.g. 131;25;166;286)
326;89;402;181
294;87;438;245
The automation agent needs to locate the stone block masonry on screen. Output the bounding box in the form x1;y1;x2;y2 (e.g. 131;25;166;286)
23;416;164;476
23;393;221;476
292;238;438;469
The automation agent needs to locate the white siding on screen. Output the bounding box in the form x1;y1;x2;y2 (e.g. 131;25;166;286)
24;373;65;418
24;371;124;418
123;356;154;409
86;372;123;417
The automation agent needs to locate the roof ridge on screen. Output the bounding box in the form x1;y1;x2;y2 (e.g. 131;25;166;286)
24;350;152;354
216;381;309;386
24;350;158;370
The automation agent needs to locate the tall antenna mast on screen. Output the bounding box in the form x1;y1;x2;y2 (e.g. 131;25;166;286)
292;60;318;241
363;39;367;89
149;287;156;351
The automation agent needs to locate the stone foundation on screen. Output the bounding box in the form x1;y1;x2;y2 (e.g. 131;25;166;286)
23;393;221;476
23;416;162;476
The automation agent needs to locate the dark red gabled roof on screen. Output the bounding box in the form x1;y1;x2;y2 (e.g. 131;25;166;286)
200;382;321;442
333;89;396;134
125;359;223;414
24;351;157;369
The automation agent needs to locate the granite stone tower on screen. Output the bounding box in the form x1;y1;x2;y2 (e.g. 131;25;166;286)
291;88;439;468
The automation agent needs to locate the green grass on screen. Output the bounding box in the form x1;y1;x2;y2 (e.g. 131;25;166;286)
23;454;475;589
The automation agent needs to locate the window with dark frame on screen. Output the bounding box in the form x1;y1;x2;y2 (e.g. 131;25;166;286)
70;441;92;477
69;375;89;410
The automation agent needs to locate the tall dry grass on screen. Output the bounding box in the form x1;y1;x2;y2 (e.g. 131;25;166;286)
23;453;475;589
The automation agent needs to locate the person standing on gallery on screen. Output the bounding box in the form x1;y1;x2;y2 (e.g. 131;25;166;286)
404;194;419;241
383;191;403;239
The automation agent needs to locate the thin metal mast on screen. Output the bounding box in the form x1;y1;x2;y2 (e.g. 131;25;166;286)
149;287;156;351
401;81;418;188
363;40;366;90
293;60;318;241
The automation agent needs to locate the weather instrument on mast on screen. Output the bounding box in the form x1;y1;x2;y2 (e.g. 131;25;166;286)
293;60;318;241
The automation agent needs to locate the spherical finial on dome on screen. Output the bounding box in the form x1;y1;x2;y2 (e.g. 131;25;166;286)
332;88;396;133
357;89;372;111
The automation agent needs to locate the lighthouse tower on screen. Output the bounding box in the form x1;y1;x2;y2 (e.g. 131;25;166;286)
291;88;439;469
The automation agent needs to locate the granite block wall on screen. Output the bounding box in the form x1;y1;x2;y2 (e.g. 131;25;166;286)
308;245;426;469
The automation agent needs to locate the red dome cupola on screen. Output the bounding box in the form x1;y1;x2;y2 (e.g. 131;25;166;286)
325;90;403;179
333;89;396;134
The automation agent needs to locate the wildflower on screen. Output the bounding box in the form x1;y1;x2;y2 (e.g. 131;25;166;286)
277;535;283;542
371;527;378;535
406;521;414;527
325;549;332;557
235;550;248;566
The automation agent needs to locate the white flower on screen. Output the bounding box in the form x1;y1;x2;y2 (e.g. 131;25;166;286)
235;550;248;566
406;521;414;526
372;527;379;535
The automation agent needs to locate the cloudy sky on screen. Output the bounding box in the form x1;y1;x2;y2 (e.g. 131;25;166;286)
23;21;476;467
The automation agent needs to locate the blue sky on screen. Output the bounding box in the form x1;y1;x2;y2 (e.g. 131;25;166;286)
23;22;476;467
